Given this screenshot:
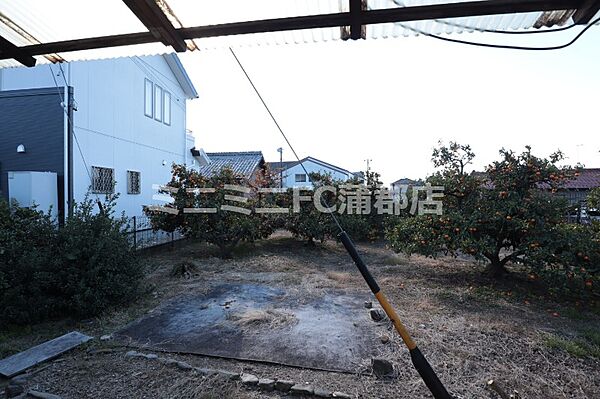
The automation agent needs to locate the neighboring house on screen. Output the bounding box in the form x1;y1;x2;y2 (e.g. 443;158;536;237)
0;54;198;219
198;151;266;182
556;168;600;207
266;156;355;188
390;178;424;200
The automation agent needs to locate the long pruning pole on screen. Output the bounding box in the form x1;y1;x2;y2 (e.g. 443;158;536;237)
229;48;452;399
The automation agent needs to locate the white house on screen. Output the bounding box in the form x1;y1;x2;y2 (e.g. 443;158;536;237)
0;54;198;219
267;156;356;189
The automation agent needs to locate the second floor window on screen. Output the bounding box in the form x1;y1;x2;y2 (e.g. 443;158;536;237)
295;174;307;183
154;85;163;122
144;79;153;117
144;78;171;126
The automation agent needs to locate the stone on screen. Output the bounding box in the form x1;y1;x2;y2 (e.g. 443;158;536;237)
257;378;275;391
380;335;390;344
290;384;314;395
144;354;158;360
274;379;295;392
371;358;394;378
363;301;372;309
100;334;113;341
370;309;385;322
241;373;259;386
215;370;240;380
6;384;25;398
332;392;353;399
314;387;332;397
175;361;193;370
26;391;62;399
10;374;30;385
125;350;140;357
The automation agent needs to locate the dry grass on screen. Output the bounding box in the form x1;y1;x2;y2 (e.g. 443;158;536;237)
226;309;297;331
325;271;354;283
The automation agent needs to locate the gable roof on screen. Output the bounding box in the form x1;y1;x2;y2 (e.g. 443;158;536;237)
162;53;198;99
562;168;600;190
200;151;265;179
267;156;351;176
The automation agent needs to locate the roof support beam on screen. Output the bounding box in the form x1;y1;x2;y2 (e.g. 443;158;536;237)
0;0;583;63
0;35;35;67
572;0;600;23
350;0;363;40
122;0;187;52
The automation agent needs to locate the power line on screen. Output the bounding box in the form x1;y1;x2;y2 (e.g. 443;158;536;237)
389;0;580;35
228;47;343;232
48;64;103;209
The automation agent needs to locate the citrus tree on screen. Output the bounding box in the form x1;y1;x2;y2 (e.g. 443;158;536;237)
386;143;583;277
146;165;276;257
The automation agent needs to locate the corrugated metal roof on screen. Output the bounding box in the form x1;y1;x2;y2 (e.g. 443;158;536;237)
200;151;265;179
0;0;598;68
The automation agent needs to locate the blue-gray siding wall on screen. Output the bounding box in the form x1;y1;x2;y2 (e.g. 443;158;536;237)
0;87;66;216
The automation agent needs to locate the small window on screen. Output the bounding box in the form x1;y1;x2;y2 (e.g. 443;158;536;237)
144;79;153;118
163;91;171;125
91;166;114;194
295;174;307;183
127;171;141;195
154;85;163;122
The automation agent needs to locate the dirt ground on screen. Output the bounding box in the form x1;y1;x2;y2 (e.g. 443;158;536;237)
1;232;599;399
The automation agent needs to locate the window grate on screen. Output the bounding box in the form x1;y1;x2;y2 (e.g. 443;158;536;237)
127;170;141;195
91;166;114;194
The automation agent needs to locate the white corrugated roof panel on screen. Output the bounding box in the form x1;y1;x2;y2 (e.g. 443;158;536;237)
0;0;597;67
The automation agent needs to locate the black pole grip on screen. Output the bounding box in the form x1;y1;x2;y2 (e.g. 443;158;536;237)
410;347;453;399
338;231;380;294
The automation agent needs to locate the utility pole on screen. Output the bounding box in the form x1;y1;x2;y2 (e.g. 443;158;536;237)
365;158;372;174
277;147;283;188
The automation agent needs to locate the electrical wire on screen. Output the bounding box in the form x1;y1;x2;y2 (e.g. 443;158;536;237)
48;64;103;210
389;0;579;35
228;47;344;232
415;16;600;50
385;6;600;51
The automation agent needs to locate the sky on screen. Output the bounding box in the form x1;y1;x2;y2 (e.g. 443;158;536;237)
180;27;600;185
2;1;597;185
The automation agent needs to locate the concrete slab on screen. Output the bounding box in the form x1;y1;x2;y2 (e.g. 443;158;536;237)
0;331;92;377
116;283;380;372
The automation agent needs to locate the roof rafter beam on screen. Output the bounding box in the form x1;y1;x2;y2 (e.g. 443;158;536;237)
0;34;35;66
122;0;187;52
572;0;600;23
0;0;584;64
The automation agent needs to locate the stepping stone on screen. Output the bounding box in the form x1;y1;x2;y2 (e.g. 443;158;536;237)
257;378;275;391
241;373;259;386
290;384;314;395
0;332;92;378
274;379;295;392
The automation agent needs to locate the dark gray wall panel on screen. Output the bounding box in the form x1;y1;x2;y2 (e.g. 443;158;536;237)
0;88;65;216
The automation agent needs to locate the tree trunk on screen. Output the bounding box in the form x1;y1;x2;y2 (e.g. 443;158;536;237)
485;254;508;278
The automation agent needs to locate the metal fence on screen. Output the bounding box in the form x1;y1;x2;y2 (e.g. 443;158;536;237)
128;215;184;250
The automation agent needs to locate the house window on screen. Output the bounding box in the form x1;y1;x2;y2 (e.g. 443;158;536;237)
154;85;163;122
127;171;141;195
295;173;307;183
144;79;153;118
91;166;114;194
163;91;171;125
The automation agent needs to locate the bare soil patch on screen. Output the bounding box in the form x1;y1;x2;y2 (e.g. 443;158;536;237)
1;232;599;398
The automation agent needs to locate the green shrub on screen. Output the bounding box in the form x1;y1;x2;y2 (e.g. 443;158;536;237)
52;196;143;317
0;200;57;324
0;196;143;325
